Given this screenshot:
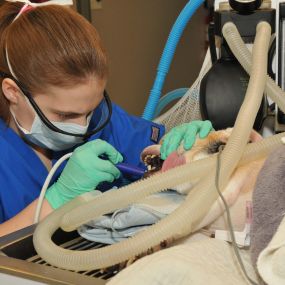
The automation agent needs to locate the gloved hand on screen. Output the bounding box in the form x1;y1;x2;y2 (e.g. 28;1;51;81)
45;139;123;209
160;120;213;160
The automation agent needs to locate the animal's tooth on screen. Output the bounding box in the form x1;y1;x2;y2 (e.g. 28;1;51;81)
147;165;152;171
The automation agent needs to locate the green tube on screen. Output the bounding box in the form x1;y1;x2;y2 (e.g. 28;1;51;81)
33;22;274;271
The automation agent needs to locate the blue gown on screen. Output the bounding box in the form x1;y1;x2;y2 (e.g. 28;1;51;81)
0;103;165;223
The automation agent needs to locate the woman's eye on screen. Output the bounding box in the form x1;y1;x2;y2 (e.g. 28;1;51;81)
56;113;84;121
57;113;69;120
56;113;78;121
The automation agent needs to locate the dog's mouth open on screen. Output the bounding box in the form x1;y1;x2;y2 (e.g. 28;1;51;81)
141;128;262;177
143;154;164;174
141;146;187;177
141;137;227;177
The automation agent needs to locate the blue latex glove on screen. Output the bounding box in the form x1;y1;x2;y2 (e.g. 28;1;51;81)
45;139;123;209
160;120;213;160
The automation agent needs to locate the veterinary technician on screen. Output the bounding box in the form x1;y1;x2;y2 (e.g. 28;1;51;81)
0;1;212;236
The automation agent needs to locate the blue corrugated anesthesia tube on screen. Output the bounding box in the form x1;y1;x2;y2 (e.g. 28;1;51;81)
142;0;204;120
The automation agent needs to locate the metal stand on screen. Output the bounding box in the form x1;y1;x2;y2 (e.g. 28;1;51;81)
76;0;91;22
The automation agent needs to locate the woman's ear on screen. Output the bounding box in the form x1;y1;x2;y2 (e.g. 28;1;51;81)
2;78;22;105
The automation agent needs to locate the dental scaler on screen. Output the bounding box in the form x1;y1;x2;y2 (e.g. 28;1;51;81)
116;162;146;178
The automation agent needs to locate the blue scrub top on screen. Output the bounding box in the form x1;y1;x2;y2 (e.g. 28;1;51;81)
0;103;165;223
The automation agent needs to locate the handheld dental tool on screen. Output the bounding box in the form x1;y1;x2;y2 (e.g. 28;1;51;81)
116;162;146;178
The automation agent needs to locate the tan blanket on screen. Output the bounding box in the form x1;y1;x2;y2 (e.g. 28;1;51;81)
258;215;285;285
108;234;258;285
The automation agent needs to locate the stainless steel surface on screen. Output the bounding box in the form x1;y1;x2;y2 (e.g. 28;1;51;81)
0;225;120;284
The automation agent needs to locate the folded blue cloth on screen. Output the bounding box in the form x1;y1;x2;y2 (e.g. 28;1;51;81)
78;190;185;244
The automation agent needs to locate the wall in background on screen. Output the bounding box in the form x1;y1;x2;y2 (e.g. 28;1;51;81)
91;0;208;116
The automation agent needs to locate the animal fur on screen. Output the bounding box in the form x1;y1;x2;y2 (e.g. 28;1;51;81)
142;128;265;233
110;128;270;272
143;128;285;283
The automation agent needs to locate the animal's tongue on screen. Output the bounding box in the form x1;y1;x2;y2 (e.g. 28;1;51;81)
161;151;186;172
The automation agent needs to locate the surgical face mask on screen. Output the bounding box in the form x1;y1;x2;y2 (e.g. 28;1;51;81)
11;105;93;151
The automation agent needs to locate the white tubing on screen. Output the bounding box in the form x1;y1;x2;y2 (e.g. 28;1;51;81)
33;22;273;271
34;153;72;224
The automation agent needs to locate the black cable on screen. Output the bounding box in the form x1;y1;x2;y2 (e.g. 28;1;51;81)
208;22;217;64
215;147;259;285
268;37;276;80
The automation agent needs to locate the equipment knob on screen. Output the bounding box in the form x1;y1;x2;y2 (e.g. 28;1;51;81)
229;0;262;14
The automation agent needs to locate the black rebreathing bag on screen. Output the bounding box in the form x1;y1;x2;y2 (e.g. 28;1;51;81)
199;58;266;131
